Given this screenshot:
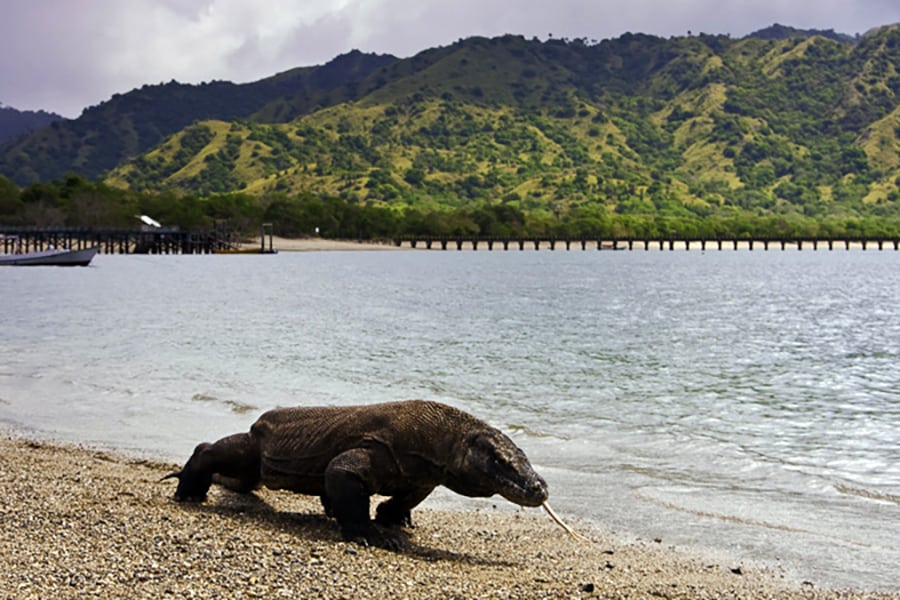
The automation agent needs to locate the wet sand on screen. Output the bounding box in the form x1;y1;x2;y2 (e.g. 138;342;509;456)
1;435;890;599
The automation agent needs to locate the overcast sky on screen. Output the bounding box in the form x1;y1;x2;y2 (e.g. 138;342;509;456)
2;0;900;118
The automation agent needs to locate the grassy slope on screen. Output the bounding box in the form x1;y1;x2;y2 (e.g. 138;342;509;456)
105;27;900;219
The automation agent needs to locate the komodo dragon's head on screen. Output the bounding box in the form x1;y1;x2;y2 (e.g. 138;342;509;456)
451;428;549;507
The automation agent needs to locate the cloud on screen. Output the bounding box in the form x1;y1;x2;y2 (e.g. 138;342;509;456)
1;0;899;117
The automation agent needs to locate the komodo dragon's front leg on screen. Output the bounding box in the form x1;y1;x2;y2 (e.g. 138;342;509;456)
324;448;426;549
374;486;435;528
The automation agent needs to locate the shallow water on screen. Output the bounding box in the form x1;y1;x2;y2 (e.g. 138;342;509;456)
1;250;898;590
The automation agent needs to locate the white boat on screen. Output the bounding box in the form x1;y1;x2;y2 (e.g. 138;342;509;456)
0;246;99;266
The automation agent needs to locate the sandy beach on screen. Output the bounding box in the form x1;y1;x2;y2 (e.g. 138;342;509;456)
239;236;404;252
1;435;891;599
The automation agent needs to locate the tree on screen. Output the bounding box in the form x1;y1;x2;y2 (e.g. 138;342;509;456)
0;175;23;224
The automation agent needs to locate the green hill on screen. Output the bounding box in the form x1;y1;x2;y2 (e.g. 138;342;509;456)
107;27;900;221
0;50;397;185
4;24;900;238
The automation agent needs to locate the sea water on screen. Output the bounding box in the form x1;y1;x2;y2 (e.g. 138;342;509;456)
1;249;898;590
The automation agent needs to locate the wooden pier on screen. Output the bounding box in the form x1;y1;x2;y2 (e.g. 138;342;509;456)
0;227;238;255
5;230;900;254
393;237;900;251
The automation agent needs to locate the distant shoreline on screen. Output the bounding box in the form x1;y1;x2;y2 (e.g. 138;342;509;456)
0;434;892;598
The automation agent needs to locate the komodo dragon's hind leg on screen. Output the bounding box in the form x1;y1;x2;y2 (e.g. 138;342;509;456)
165;433;261;502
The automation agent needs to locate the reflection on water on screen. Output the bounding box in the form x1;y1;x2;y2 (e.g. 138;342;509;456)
1;250;898;590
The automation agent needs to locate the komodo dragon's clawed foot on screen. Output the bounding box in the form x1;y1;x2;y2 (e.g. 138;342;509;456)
375;502;415;528
341;524;409;551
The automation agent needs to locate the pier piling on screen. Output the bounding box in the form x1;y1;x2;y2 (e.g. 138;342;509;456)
389;236;900;252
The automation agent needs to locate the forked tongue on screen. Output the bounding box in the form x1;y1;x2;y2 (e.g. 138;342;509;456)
542;501;591;542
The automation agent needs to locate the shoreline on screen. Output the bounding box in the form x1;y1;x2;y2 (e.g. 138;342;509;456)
1;435;891;599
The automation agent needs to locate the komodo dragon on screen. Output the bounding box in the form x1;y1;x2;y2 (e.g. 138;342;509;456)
164;400;552;548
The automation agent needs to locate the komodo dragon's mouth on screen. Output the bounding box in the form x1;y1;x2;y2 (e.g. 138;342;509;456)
500;476;548;507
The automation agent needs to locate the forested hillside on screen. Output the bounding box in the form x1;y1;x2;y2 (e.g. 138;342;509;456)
0;51;397;184
3;24;900;240
111;28;900;213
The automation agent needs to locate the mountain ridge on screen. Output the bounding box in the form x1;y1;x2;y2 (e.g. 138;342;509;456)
3;23;900;226
104;25;900;217
0;50;397;184
0;104;63;145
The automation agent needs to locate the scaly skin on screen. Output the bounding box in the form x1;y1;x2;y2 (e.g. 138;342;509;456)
165;400;549;548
